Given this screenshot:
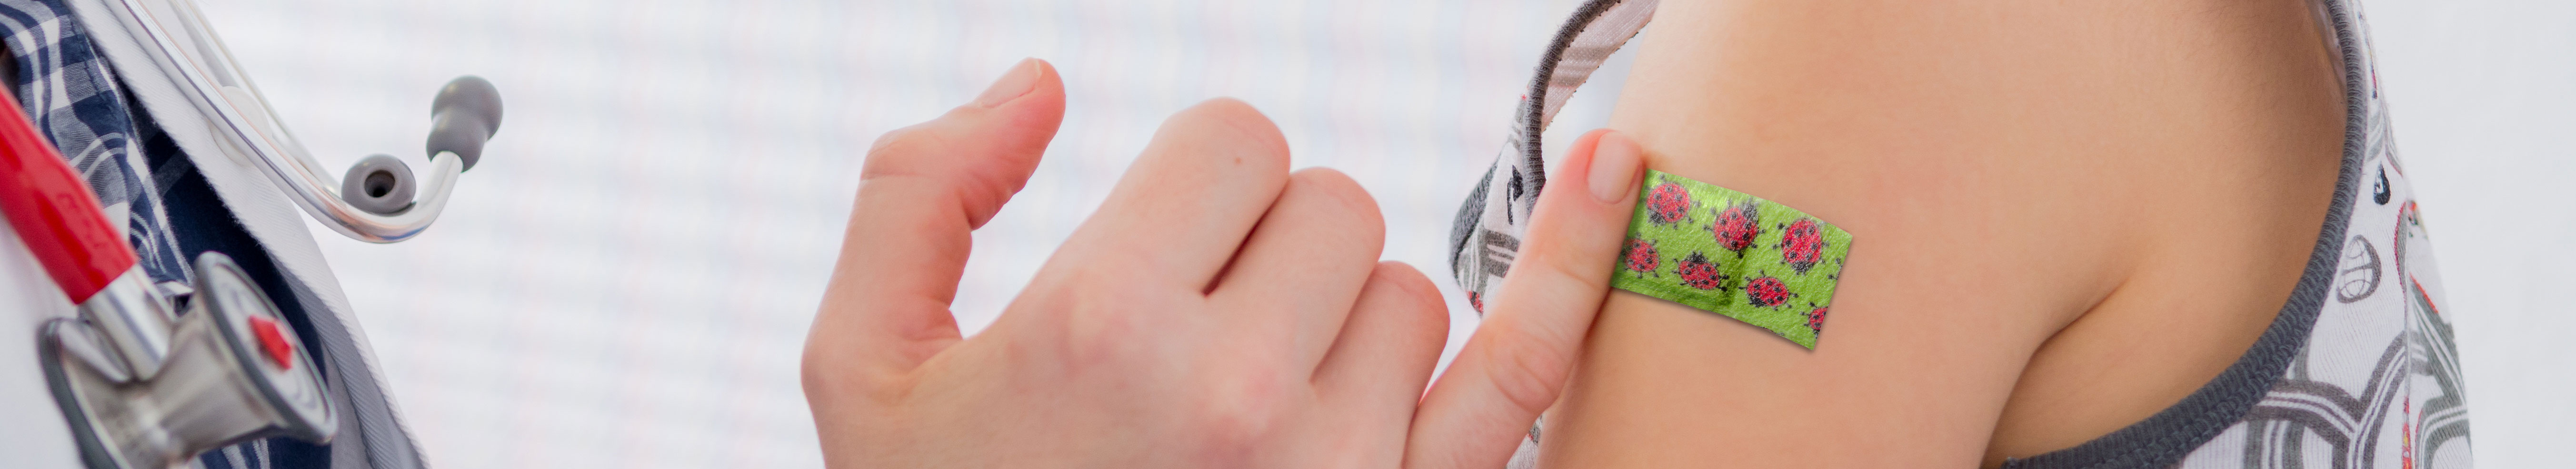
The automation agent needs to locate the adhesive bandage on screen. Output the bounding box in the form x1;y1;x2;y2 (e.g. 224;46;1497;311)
1611;170;1849;349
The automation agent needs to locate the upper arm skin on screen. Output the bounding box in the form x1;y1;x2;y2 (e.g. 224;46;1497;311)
1537;0;2344;467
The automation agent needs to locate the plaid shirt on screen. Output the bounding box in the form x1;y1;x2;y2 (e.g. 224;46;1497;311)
0;0;188;283
4;1;285;467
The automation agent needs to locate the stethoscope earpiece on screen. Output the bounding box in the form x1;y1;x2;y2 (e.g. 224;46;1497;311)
427;75;504;173
340;154;416;215
339;76;505;217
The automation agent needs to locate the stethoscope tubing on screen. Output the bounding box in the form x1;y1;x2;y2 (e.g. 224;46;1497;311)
72;0;499;244
0;88;135;304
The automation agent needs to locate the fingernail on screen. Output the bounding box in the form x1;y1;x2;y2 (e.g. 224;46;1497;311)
1587;131;1642;204
973;58;1044;108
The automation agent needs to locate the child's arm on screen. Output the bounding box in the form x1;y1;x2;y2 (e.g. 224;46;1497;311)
1538;0;2346;466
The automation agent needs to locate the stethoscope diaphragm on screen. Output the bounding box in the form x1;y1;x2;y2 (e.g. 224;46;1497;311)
40;252;336;469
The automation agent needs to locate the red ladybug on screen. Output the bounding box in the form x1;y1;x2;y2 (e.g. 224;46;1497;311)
1676;252;1725;290
1646;182;1692;225
1622;238;1661;274
1746;275;1792;307
1712;202;1759;253
1777;218;1825;274
1804;306;1828;334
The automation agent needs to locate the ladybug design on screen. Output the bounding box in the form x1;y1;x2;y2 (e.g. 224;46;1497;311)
1803;306;1828;334
1777;218;1825;274
1467;291;1484;313
1745;275;1793;307
1646;182;1693;225
1622;238;1661;274
1676;252;1725;290
1711;202;1760;253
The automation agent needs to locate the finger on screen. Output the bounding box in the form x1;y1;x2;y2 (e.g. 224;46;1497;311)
1405;129;1642;469
1208;168;1386;368
1049;98;1292;291
805;59;1065;387
1311;262;1448;422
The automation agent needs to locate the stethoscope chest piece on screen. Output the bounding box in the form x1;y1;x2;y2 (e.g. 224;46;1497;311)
40;252;336;469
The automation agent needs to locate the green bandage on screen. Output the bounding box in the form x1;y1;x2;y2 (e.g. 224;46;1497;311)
1613;170;1852;349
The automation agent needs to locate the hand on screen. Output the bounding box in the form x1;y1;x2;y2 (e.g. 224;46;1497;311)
1404;129;1644;469
801;59;1454;468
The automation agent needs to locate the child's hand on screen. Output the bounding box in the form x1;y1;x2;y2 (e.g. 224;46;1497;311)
802;58;1450;468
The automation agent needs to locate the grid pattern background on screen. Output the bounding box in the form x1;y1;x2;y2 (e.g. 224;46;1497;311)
171;0;2570;467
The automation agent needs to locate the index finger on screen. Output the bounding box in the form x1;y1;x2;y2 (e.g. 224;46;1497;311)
1406;129;1642;469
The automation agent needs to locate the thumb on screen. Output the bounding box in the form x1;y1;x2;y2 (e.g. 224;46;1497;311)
804;59;1066;391
1406;129;1641;469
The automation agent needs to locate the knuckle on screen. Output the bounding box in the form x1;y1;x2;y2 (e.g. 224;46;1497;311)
799;346;899;409
1370;262;1439;305
866;123;933;155
1188;99;1287;148
1505;222;1617;299
1191;366;1289;461
1290;168;1385;229
1529;252;1613;296
1479;322;1574;417
1164;99;1289;168
1196;405;1265;458
1047;282;1149;368
860;124;950;180
797;351;845;397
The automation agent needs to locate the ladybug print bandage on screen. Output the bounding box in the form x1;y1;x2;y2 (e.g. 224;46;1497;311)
1613;170;1852;349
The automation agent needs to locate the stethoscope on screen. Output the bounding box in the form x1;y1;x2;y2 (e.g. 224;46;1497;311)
69;0;502;244
1;87;333;469
0;0;502;467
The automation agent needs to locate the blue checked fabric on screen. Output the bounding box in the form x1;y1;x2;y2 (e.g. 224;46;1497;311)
0;0;188;283
0;1;284;468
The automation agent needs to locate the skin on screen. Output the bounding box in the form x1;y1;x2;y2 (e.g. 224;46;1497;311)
1537;0;2347;468
801;59;1652;469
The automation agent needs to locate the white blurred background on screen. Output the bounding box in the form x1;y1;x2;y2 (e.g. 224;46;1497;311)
181;0;2571;467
